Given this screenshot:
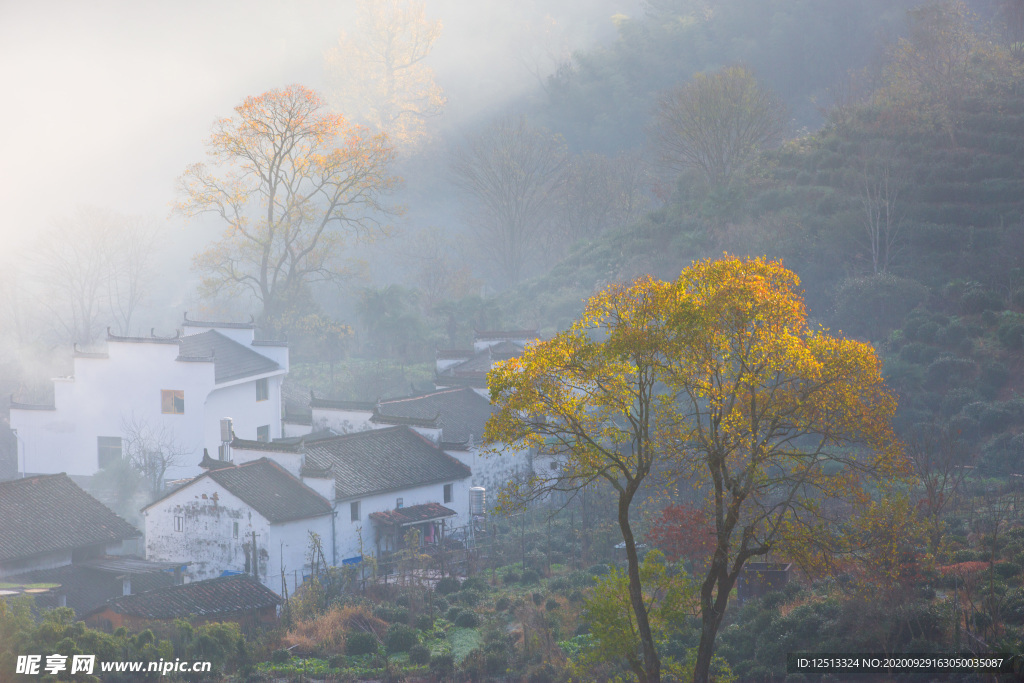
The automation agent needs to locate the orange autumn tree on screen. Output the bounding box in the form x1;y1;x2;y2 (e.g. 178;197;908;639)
176;86;398;328
485;256;908;683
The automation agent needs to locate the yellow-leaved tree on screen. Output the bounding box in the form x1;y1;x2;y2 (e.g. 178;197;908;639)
175;86;398;329
485;255;909;683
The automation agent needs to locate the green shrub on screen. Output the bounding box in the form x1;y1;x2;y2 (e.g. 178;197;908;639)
408;643;431;665
395;594;410;608
455;611;480;628
961;289;1005;314
532;592;544;606
430;653;455;677
436;577;461;595
587;564;609;576
545;598;559;611
461;577;488;592
385;623;418;653
415;614;433;631
503;570;521;585
345;631;378;656
459;589;482;607
446;606;462;622
431;596;449;614
996;320;1024;350
495;596;511;611
520;569;540;584
270;649;291;664
372;604;409;624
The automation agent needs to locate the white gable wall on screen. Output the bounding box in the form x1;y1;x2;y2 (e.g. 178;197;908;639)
143;475;331;592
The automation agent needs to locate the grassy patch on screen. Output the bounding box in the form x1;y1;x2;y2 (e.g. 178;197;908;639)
448;627;482;663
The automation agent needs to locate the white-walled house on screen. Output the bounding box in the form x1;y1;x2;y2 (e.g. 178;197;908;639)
227;425;472;565
9;317;288;479
141;457;333;592
434;329;537;396
308;386;531;493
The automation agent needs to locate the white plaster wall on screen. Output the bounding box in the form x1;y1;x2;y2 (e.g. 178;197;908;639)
12;342;213;477
311;407;375;434
232;447;303;477
445;444;530;494
334;478;471;562
0;549;72;579
300;474;335;502
143;476;331;593
205;378;282;449
12;336;287;479
282;421;313;438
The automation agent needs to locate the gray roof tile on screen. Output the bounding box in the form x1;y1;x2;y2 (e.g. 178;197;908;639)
0;474;140;563
179;330;280;383
303;426;471;500
378;387;493;443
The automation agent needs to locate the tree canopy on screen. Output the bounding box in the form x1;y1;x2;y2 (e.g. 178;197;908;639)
486;255;908;683
176;85;398;328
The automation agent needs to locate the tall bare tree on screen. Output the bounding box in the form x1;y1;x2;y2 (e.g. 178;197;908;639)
854;145;907;274
30;207;161;345
653;65;787;187
324;0;446;149
121;413;193;497
451;116;568;286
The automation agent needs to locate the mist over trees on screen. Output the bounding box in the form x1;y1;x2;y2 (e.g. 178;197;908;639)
6;0;1024;679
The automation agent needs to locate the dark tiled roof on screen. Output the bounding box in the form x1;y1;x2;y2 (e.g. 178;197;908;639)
488;340;525;360
369;502;458;526
9;398;56;411
230;437;302;453
304;427;471;501
179;330;280;383
182;313;256;330
7;561;176;615
433;374;488;389
207;459;333;523
89;574;280;619
436;349;474;360
474;329;537;341
370;413;439;428
443;350;493;375
378;387;493;443
310;395;377;411
271;429;341;446
143;459;331;523
199;451;235;471
0;474;140;563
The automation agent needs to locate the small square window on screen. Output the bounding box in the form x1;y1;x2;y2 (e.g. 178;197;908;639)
161;390;185;414
256;378;269;401
174;516;184;532
257;425;270;442
97;436;122;469
550;460;558;470
396;498;404;509
443;483;453;504
350;501;360;522
232;522;239;539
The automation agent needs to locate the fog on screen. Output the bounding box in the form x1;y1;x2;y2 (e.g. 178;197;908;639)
0;0;637;254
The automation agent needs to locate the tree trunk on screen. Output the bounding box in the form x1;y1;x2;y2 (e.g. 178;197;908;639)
618;492;660;683
692;561;739;683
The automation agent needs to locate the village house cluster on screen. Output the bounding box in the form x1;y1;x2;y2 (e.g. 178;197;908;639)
0;318;536;621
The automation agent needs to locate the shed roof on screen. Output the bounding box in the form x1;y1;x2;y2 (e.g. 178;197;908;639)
369;502;458;526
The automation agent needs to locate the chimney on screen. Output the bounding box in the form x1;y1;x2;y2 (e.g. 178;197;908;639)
122;576;131;596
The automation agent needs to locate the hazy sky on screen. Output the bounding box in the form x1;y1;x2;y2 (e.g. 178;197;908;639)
0;0;637;259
